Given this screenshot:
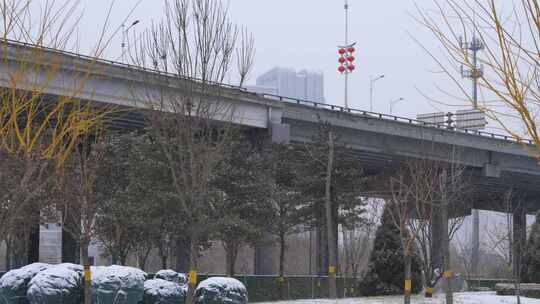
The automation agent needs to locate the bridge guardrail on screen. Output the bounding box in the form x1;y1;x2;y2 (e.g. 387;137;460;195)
1;39;534;146
258;93;535;146
0;38;247;92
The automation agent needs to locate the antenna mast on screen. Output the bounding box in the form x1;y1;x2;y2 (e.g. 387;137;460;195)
460;16;485;281
460;34;484;108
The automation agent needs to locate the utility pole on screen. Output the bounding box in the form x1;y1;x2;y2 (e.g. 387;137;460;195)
344;0;349;109
325;131;337;299
337;0;356;109
460;33;484;279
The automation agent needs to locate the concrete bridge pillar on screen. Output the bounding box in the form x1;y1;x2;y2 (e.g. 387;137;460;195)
471;209;480;278
253;122;290;275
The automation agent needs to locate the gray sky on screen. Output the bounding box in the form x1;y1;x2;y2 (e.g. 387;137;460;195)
74;0;468;121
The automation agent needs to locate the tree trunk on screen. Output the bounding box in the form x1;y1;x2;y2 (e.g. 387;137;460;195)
5;236;11;271
279;230;286;300
225;241;238;277
137;246;152;272
325;131;337;299
158;241;169;269
111;251;118;265
404;253;412;304
161;254;168;270
185;236;200;304
175;237;191;273
119;252;128;266
81;238;92;304
441;200;453;304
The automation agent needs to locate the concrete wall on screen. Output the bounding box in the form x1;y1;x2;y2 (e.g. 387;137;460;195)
39;223;62;264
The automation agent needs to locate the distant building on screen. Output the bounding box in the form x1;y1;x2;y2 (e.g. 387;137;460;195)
244;84;278;96
249;67;325;102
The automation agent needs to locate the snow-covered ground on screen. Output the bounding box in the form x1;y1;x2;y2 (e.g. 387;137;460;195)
257;292;540;304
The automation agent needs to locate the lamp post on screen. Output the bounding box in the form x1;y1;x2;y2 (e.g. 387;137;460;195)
389;97;404;115
121;20;140;63
369;74;385;112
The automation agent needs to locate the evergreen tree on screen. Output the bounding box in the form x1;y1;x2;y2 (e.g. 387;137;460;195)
211;138;274;276
359;206;423;296
525;213;540;283
295;123;367;275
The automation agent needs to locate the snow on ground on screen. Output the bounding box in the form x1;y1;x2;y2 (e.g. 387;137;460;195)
257;292;540;304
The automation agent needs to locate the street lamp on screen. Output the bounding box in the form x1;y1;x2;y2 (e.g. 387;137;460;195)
121;20;140;63
389;97;404;115
369;74;385;112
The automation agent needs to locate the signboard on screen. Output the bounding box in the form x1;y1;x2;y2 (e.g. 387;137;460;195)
455;109;487;131
417;112;446;126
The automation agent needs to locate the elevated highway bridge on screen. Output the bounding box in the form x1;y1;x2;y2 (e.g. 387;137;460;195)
1;40;539;273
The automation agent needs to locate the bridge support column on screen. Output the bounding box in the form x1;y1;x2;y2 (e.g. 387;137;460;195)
471;209;480;278
513;205;526;282
254;232;277;275
253;123;290;275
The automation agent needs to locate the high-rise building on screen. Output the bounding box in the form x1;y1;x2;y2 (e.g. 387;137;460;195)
249;67;325;102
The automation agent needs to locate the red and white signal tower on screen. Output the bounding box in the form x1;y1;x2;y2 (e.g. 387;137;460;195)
338;0;356;109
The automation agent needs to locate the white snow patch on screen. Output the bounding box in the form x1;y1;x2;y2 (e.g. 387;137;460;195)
155;269;187;285
144;279;186;297
196;277;246;292
91;265;147;303
255;292;540;304
91;265;146;285
0;263;50;289
26;263;81;304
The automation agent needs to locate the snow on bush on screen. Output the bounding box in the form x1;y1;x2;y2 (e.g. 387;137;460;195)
143;279;186;304
26;264;82;304
195;277;248;304
91;265;147;304
155;269;187;285
0;263;50;304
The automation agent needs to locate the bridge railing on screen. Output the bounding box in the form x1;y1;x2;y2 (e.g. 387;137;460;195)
258;93;535;145
0;38;247;92
1;39;534;146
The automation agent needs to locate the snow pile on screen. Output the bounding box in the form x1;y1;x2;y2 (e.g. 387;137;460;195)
0;263;50;304
26;263;83;304
195;277;248;304
143;279;186;304
256;292;540;304
91;265;147;304
155;269;187;285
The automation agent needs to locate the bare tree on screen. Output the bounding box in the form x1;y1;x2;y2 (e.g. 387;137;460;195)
0;0;118;275
131;1;255;302
388;154;470;304
340;198;381;280
59;134;111;304
417;0;540;156
340;198;381;297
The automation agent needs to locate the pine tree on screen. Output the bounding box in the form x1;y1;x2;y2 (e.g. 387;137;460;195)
525;213;540;283
295;123;367;275
359;206;423;296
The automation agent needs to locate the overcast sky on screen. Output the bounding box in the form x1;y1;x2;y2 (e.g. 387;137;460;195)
72;0;476;121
